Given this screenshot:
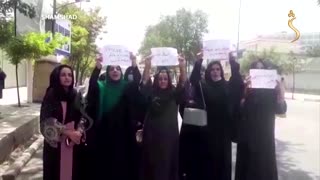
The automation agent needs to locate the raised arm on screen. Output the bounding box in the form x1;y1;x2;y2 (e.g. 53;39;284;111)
190;52;204;86
175;55;187;104
86;56;102;121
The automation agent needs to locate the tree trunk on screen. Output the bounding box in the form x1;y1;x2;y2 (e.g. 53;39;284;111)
15;64;21;107
75;60;80;86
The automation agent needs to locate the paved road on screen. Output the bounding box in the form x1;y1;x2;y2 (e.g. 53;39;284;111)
16;99;320;180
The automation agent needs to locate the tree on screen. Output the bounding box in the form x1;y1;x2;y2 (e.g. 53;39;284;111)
139;8;208;72
59;4;107;85
0;19;13;47
305;44;320;57
240;48;308;75
3;32;66;107
0;0;35;17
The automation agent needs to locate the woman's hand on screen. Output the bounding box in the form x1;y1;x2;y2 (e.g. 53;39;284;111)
178;54;186;69
196;50;203;61
130;52;137;67
96;54;103;69
65;130;82;145
144;55;152;69
136;129;143;143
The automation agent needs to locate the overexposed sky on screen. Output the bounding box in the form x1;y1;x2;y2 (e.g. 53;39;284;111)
76;0;320;53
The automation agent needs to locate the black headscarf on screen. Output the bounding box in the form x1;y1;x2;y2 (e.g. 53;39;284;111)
250;59;269;69
124;66;141;82
47;65;76;102
153;67;174;91
205;61;225;82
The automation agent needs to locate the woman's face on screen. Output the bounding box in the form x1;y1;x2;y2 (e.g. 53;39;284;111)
108;66;121;81
256;62;265;69
158;72;169;89
209;64;221;81
59;67;73;88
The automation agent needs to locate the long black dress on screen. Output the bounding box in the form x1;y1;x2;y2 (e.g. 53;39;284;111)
140;80;185;180
235;89;287;180
184;59;243;180
40;88;84;180
83;66;141;180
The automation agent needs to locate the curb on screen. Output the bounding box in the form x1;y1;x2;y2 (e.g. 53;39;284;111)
285;97;320;102
0;116;39;164
2;137;43;180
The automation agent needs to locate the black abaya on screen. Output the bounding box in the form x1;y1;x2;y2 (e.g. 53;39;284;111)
235;89;287;180
140;82;184;180
181;59;243;180
40;88;84;180
83;67;141;180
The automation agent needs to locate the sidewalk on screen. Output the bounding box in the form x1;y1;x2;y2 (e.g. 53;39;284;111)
0;87;27;106
285;92;320;102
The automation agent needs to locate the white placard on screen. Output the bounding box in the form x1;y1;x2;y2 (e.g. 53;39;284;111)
151;47;178;66
250;69;278;89
203;40;230;60
100;45;131;66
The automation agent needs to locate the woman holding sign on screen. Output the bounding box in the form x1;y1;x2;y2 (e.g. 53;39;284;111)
84;53;142;180
139;55;187;180
183;52;243;180
235;60;286;180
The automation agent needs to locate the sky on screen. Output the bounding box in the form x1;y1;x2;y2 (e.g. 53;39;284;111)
73;0;320;53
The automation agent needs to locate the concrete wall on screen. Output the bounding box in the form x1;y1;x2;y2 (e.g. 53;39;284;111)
285;72;320;95
0;49;27;88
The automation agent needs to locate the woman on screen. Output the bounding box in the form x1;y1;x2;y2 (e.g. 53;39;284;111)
40;65;86;180
140;55;187;180
183;52;243;180
0;68;6;99
235;60;287;180
84;53;141;180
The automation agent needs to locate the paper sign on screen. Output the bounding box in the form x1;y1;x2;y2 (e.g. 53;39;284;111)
100;45;131;66
203;40;230;60
151;47;178;66
250;69;278;89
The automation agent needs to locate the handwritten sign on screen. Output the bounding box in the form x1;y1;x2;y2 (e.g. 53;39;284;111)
100;45;131;66
151;47;178;66
203;40;230;60
250;69;278;89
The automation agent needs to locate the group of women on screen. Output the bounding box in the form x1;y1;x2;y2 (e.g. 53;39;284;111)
40;51;287;180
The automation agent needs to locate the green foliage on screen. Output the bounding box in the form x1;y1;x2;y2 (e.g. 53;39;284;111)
59;3;107;84
139;8;208;63
0;19;13;48
240;48;309;75
0;0;36;18
23;32;68;60
4;32;67;65
3;36;28;65
305;44;320;57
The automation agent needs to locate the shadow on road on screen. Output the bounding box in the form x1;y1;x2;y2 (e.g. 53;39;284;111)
276;139;318;180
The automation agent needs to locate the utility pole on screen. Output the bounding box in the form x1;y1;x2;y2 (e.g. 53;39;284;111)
52;0;57;36
236;0;242;61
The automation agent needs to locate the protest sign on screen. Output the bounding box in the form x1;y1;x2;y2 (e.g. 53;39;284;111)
100;45;131;66
250;69;278;89
203;40;230;60
151;47;178;66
